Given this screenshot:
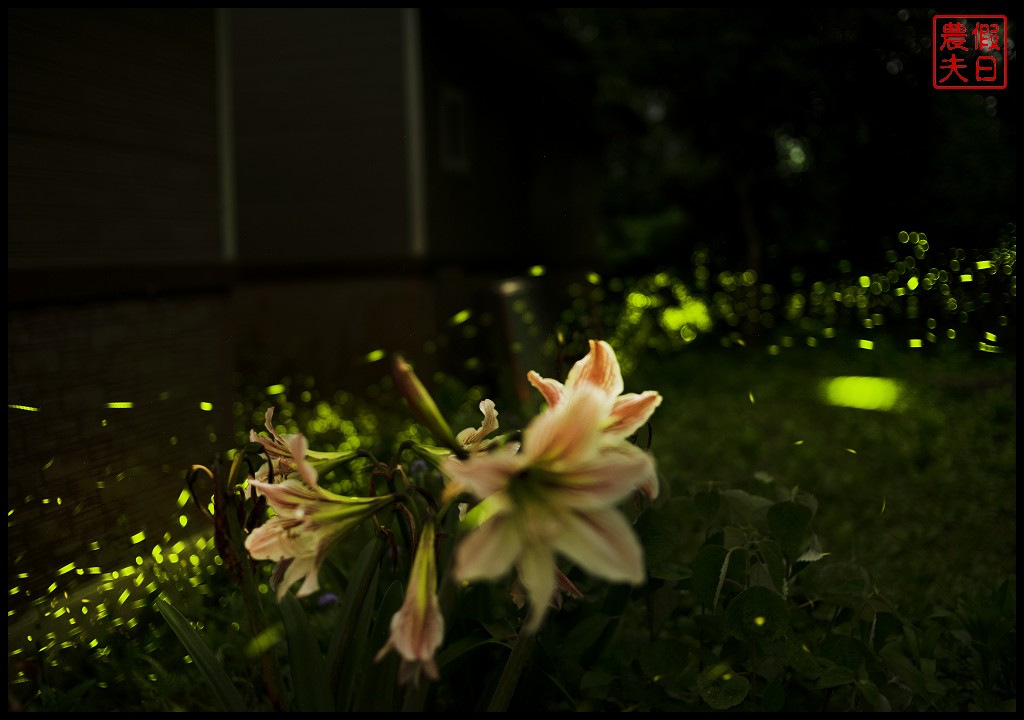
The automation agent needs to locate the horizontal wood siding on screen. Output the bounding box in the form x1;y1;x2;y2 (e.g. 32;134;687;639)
230;8;411;264
7;8;221;270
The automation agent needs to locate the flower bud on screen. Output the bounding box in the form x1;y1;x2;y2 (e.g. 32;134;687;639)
393;355;463;455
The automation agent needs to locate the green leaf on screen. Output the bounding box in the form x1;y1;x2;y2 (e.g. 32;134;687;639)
526;640;578;711
437;630;509;670
636;508;679;561
806;561;871;606
856;679;892;711
755;539;787;594
279;592;334;712
648;559;691;581
691;544;728;609
154;598;247;712
793;490;819;517
767;501;812;562
649;582;682;635
581;668;618;690
879;640;948;697
561;613;613;659
902;624;921;662
640;638;692;681
697;663;750;710
720;488;773;526
814;665;856;689
725;586;789;641
786;636;824;680
328;537;385;690
991;576;1015;614
820;633;868;671
481;618;520;642
722;525;748;550
355;580;405;712
748;562;778;593
334;545;383;711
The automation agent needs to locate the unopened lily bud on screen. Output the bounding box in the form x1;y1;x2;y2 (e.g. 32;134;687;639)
393;355;463;455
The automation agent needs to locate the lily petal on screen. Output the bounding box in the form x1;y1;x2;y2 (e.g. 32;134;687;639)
245;515;316;560
522;386;611;468
246;519;321;599
553;508;646;586
456;398;500;449
545;443;658;509
279;554;322;599
526;371;565;409
442;446;523;501
287;434;319;489
519;544;558;633
526;341;661;447
248;478;321;517
454;514;522;583
565;340;624;398
249;407;291;457
606;391;664;438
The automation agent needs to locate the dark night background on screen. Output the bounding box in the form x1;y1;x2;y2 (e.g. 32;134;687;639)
514;7;1016;280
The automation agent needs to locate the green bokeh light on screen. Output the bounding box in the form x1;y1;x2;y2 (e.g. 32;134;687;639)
820;376;906;412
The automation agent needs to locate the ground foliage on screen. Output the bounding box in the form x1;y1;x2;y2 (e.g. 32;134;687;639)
10;274;1014;712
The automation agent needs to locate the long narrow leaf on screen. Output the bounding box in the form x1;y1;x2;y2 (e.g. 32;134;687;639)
328;537;386;688
279;593;334;712
336;565;381;710
155;598;247;712
355;580;405;712
436;630;508;670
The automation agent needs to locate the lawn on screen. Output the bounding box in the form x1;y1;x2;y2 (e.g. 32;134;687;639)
627;336;1016;619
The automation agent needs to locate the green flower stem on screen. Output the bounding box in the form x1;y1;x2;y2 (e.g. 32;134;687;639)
225;454;285;710
487;629;536;712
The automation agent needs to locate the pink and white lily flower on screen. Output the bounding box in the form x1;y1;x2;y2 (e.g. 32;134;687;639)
248;407;303;485
528;339;662;441
409;397;519;512
442;385;659;633
375;521;445;686
245;434;396;600
249;407;359;489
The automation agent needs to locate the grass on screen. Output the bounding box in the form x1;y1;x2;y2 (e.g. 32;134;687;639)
624;334;1015;620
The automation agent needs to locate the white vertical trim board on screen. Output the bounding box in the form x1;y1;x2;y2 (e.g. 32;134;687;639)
216;8;238;263
402;8;428;259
